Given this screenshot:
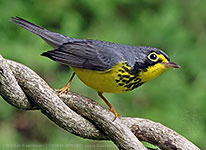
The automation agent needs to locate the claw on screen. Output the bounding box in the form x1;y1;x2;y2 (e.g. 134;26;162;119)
110;107;121;121
58;84;70;96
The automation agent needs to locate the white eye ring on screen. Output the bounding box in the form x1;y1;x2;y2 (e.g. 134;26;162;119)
148;52;159;62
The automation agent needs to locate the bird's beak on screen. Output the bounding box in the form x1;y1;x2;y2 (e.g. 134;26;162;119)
163;62;180;68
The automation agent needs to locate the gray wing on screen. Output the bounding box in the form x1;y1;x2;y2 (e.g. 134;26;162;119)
12;17;144;71
42;40;125;71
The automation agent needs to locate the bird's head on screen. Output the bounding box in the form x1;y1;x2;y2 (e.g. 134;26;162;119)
132;47;180;83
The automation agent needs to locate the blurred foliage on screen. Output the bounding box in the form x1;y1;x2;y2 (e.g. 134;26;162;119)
0;0;206;149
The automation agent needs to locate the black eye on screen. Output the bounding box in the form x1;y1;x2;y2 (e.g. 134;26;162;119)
148;52;158;62
150;54;157;60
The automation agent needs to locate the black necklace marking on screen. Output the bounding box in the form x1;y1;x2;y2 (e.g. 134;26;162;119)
116;62;144;91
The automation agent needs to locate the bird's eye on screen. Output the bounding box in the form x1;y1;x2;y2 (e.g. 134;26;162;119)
148;52;159;62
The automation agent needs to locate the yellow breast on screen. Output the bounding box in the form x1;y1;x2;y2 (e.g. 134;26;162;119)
72;60;168;93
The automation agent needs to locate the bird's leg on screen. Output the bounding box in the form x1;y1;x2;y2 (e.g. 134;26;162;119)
58;73;75;96
98;92;120;120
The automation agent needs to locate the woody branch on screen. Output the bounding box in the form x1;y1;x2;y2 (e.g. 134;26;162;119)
0;54;200;150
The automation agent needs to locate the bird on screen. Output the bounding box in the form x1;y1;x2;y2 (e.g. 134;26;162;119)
12;16;180;120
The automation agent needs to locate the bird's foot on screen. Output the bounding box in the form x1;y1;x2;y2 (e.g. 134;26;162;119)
110;107;121;121
58;73;75;96
58;84;70;96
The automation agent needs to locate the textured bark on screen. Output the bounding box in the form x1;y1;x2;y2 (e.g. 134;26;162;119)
0;54;200;150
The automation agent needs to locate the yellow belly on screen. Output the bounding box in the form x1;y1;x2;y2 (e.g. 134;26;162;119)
71;66;126;93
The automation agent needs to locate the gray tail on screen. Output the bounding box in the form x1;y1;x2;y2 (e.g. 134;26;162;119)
11;16;72;48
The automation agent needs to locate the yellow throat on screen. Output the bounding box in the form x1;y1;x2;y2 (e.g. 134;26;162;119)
139;53;169;83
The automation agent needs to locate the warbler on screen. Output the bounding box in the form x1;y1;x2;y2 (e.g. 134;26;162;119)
12;17;180;119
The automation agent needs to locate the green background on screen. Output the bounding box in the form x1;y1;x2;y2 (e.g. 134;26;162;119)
0;0;205;149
